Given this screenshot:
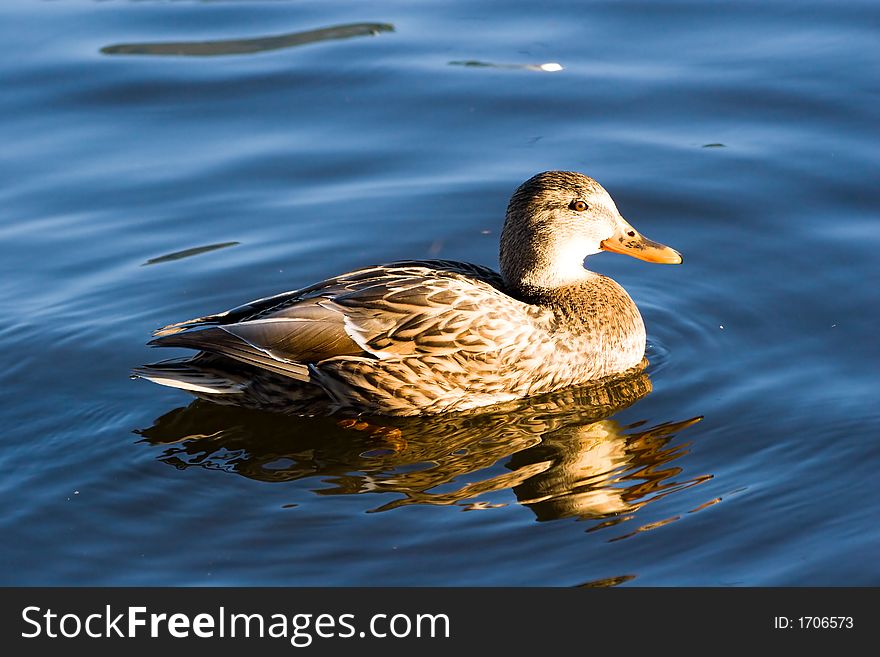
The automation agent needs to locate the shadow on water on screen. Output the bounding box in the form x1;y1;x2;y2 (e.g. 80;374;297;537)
101;22;394;57
136;371;707;529
142;242;240;266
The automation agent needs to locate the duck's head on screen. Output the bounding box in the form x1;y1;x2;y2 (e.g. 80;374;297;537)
500;171;681;291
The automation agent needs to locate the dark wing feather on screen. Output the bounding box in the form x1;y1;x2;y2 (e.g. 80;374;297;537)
149;326;312;380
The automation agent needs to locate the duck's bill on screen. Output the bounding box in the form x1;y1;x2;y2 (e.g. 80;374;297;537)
600;226;682;264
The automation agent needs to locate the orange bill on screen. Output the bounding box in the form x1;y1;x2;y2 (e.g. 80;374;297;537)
600;220;682;264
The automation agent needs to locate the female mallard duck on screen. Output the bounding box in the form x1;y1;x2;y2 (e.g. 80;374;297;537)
136;171;681;416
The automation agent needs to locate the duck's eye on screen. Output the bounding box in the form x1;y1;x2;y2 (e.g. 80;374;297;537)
570;200;588;212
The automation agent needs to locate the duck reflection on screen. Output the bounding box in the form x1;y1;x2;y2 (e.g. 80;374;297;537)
101;22;394;57
137;370;705;527
508;416;704;522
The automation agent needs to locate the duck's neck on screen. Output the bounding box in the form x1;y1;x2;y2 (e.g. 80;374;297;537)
510;273;600;319
500;219;599;291
512;275;645;344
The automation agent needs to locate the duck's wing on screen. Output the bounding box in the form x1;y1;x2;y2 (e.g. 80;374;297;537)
148;261;547;382
151;260;506;336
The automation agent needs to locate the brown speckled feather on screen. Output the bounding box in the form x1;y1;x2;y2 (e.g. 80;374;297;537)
149;261;554;398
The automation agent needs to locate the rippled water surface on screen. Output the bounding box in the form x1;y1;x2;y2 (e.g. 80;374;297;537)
2;0;878;585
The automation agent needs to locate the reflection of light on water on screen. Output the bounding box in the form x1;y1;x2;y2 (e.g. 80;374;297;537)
577;574;637;587
689;497;722;513
510;416;708;526
138;370;711;535
461;501;508;511
449;60;564;72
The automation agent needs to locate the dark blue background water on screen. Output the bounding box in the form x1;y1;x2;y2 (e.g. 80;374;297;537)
2;0;878;585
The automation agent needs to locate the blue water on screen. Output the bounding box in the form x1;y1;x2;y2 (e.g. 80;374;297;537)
1;0;878;585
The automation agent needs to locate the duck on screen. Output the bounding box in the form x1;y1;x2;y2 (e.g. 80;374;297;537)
135;171;682;416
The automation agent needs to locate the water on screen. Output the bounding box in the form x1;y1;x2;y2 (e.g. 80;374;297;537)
2;0;878;586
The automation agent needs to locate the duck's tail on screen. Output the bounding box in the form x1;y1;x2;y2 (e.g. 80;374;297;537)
134;353;334;414
132;356;246;395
